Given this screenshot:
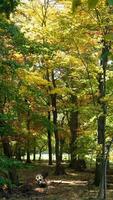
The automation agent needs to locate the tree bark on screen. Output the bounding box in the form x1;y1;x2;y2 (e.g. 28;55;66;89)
46;69;53;165
47;111;52;165
51;93;61;173
1;136;12;158
69;95;79;168
38;150;42;161
0;104;19;185
26;108;31;163
60;139;64;162
96;38;110;199
51;71;65;175
26;146;31;163
1;136;19;185
33;146;36;161
94;154;102;186
15;143;22;161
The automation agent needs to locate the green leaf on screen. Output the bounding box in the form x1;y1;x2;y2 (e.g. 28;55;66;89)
108;0;113;5
104;33;113;40
88;0;99;9
72;0;81;13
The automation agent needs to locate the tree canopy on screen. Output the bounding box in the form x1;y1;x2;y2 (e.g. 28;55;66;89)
1;0;113;199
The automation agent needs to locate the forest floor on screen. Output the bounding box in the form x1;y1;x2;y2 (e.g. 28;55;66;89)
1;162;113;200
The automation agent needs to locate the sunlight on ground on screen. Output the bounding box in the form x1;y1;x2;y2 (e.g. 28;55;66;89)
50;179;88;186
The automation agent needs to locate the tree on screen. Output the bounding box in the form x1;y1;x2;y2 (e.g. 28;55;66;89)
72;0;113;11
13;0;67;174
72;1;113;198
0;0;20;18
0;7;39;183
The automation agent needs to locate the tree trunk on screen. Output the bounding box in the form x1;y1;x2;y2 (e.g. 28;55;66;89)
0;103;19;185
16;112;22;161
33;146;36;161
26;108;31;163
26;147;31;163
60;139;64;162
38;150;42;161
1;136;12;158
52;94;61;174
8;167;19;186
95;154;102;186
47;111;52;165
1;136;19;185
15;142;22;161
26;136;31;163
59;116;65;162
51;71;65;175
46;69;53;165
69;95;79;168
96;38;110;199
